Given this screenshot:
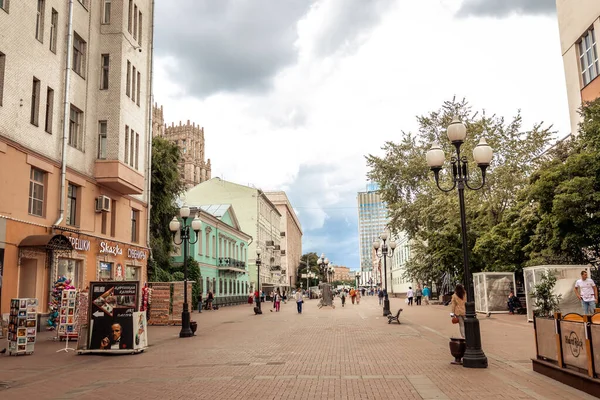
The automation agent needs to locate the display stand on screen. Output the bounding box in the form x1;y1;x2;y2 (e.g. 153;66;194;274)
76;291;89;351
7;298;38;356
56;289;78;352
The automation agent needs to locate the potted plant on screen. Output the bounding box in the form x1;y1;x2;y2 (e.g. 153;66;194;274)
531;270;562;318
190;320;198;335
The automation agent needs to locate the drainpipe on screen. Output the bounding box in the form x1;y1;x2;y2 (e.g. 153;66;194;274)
54;0;74;227
145;0;155;251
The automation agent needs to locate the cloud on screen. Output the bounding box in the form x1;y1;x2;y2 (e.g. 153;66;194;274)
154;0;313;97
456;0;555;18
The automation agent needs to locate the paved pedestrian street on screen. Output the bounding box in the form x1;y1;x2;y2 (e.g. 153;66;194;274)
0;296;594;400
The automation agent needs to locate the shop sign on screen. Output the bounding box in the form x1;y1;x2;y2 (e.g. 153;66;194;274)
560;320;588;370
100;241;123;256
128;248;147;260
69;237;90;252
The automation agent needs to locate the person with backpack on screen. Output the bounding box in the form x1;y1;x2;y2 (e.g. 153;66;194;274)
378;289;384;305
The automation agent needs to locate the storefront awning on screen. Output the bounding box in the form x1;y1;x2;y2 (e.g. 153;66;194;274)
19;234;73;251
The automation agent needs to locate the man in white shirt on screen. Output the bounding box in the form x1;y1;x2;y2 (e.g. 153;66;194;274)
575;270;598;315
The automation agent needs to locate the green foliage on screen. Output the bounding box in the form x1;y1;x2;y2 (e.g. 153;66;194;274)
366;98;553;283
149;136;186;281
531;270;562;318
297;252;320;286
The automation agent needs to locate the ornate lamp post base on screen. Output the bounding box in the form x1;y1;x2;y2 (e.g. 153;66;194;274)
462;302;487;368
179;306;194;338
383;296;391;316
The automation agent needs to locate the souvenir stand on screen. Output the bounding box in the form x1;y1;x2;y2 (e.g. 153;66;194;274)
57;289;78;341
77;281;147;355
7;298;38;355
524;265;590;322
473;272;516;314
76;291;89;350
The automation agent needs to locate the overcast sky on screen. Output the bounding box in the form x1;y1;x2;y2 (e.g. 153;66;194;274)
154;0;566;270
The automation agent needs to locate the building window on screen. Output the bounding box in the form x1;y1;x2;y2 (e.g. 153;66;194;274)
101;210;107;234
126;60;131;97
30;77;40;126
133;5;138;40
45;87;54;133
205;231;210;257
28;168;45;217
135;132;139;169
0;0;9;13
131;209;139;243
131;66;136;103
128;0;133;33
35;0;45;42
100;54;109;89
0;52;4;106
124;126;129;164
49;9;57;53
78;0;88;8
66;183;78;226
98;121;107;159
213;236;216;258
580;28;599;87
68;105;83;149
57;259;83;288
138;12;142;45
102;0;111;24
111;199;117;237
126;265;139;280
72;33;86;77
129;129;135;167
98;261;112;281
136;71;141;106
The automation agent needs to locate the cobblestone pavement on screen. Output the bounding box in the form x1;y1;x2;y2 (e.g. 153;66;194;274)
0;296;594;400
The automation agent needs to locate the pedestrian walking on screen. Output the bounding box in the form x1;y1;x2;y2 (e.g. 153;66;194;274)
197;292;203;313
451;284;467;338
295;288;304;313
248;291;254;306
415;286;422;305
378;289;384;305
356;289;361;305
575;270;598;315
207;291;214;310
350;288;356;304
406;287;414;306
422;285;430;305
274;289;282;312
341;291;346;307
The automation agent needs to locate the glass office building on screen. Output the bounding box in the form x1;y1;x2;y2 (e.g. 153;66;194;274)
357;183;389;280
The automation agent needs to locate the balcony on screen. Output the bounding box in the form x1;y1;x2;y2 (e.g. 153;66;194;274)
217;257;247;273
95;160;144;195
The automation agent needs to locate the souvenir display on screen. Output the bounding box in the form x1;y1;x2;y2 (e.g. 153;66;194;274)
47;276;75;330
7;298;38;355
57;289;78;341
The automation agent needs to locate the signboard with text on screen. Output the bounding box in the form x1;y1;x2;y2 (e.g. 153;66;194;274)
88;281;139;351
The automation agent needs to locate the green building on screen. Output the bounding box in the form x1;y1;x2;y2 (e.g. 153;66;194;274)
171;204;252;299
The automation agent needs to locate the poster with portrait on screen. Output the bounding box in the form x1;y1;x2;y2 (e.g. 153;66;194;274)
88;281;139;351
132;311;148;350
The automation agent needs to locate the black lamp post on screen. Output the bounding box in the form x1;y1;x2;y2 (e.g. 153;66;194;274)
255;247;262;313
373;231;396;316
317;253;329;283
426;117;493;369
169;206;202;338
355;272;360;289
327;265;335;283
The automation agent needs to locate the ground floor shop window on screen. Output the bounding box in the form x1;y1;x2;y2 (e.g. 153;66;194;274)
57;258;82;288
98;262;112;281
125;265;139;281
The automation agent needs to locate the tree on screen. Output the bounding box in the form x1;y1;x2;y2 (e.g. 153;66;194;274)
296;252;320;287
149;136;186;281
531;270;562;317
366;98;553;283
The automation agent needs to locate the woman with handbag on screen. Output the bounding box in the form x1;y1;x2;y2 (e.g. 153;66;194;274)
295;289;304;314
451;284;467;338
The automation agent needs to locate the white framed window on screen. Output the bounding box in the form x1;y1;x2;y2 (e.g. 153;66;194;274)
126;60;131;97
124;125;129;164
57;259;83;288
131;66;136;103
72;33;86;77
580;28;599;87
35;0;45;42
66;183;78;226
98;121;107;159
98;262;112;281
28;168;45;217
102;0;111;24
45;87;54;133
49;9;57;52
30;77;40;126
68;105;83;150
125;265;139;280
100;54;109;89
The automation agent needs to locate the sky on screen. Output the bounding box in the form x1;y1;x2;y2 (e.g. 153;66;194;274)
153;0;567;270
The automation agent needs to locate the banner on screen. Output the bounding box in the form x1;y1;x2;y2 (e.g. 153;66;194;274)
88;281;139;351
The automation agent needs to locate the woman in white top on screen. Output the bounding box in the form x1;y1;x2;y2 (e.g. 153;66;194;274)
295;290;304;314
407;287;414;306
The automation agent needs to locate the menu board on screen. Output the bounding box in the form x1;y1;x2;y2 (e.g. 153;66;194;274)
7;298;37;355
57;289;78;340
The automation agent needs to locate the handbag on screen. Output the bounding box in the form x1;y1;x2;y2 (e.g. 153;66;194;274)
451;316;459;324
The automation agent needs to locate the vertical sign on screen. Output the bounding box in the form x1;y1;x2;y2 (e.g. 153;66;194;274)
88;281;139;351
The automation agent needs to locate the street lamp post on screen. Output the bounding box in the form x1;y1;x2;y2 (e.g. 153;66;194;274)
317;253;329;283
256;248;262;313
355;272;360;289
169;206;202;338
327;265;335;283
373;231;396;316
426;117;493;369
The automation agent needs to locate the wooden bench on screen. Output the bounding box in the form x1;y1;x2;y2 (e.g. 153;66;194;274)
387;308;403;324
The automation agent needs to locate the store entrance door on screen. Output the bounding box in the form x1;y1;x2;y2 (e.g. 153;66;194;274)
19;258;38;298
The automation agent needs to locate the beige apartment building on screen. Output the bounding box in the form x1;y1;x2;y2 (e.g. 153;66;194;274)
556;0;600;135
332;266;351;282
152;104;212;189
0;0;153;314
264;191;302;289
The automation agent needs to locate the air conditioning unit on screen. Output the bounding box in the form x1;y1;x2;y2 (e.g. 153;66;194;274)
95;195;111;213
266;240;274;247
280;232;286;237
